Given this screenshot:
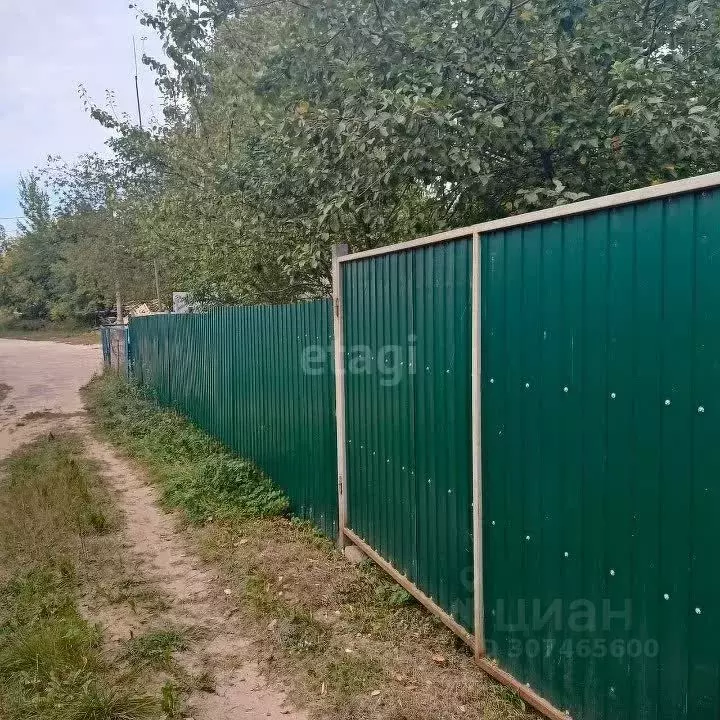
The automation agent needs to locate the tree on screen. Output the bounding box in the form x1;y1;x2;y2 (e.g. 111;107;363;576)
253;0;720;220
0;175;60;318
92;0;717;302
46;155;158;317
7;0;709;309
0;160;157;324
17;174;53;235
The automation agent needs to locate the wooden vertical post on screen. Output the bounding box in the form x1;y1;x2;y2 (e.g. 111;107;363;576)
471;231;485;659
332;244;349;549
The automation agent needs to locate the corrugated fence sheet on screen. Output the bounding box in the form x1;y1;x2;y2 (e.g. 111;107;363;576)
101;325;130;375
481;186;720;719
341;239;475;633
129;301;338;537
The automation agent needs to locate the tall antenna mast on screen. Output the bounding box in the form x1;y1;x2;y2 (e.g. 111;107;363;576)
132;34;160;305
133;36;143;129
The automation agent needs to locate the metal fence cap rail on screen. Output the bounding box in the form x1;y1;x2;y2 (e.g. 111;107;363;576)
338;171;720;264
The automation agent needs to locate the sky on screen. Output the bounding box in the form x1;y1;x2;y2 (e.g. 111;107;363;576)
0;0;162;236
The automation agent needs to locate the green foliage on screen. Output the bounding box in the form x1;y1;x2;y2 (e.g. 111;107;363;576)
110;0;720;304
0;175;58;319
38;685;159;720
83;373;290;523
121;629;189;669
159;682;182;718
0;572;158;720
0;605;102;680
0;157;158;323
7;0;720;309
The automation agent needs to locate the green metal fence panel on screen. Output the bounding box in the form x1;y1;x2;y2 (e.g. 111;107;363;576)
101;325;130;374
481;186;720;720
342;239;475;632
130;314;171;404
129;302;338;537
101;327;111;367
124;176;720;720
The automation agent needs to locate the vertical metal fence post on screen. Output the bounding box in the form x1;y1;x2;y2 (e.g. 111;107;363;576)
332;244;349;549
471;230;485;659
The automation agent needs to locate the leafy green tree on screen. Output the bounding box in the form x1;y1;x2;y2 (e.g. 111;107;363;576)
2;0;703;310
0;175;61;318
46;155;158;316
92;0;717;302
16;174;53;235
0;160;157;324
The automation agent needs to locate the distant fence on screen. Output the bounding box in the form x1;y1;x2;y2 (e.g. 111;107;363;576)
101;325;129;374
129;302;338;538
126;172;720;720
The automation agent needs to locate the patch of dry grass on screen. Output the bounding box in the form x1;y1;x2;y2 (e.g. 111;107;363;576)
0;327;99;345
19;410;86;423
0;435;161;719
191;517;536;720
0;436;113;566
0;383;11;404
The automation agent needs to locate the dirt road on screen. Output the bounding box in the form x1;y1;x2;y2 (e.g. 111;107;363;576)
0;338;305;719
0;338;101;457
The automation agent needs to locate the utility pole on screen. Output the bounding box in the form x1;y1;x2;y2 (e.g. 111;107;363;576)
134;35;162;309
111;206;123;325
153;258;161;306
133;36;143;130
115;280;123;325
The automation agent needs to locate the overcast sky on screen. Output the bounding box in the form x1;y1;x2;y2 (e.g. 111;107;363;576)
0;1;162;235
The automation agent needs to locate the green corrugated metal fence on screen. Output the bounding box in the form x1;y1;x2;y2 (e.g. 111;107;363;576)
126;174;720;720
341;240;475;632
481;186;720;719
129;302;338;537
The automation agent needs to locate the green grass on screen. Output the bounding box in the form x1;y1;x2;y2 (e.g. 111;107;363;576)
159;682;182;718
0;317;98;345
83;374;289;523
0;437;112;566
0;437;113;563
121;629;189;669
0;436;159;720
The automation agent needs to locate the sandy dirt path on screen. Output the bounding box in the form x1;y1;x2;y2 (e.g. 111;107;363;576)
0;338;101;458
0;338;306;720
